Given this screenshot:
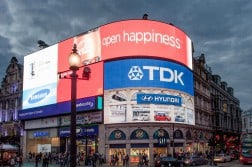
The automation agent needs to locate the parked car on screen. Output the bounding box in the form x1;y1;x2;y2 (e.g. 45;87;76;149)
154;112;171;121
184;155;208;166
155;156;185;167
214;153;232;162
175;115;185;122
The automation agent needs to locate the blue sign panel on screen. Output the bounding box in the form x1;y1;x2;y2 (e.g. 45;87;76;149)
33;131;49;137
23;83;57;109
19;96;98;120
137;93;182;106
104;58;193;96
59;125;98;137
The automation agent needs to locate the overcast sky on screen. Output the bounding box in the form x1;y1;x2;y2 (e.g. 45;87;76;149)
0;0;251;111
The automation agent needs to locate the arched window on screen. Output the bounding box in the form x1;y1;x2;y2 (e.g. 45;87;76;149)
130;129;149;140
108;130;126;140
153;129;169;139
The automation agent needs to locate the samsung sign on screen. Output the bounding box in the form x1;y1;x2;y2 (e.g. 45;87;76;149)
105;58;193;95
137;93;182;106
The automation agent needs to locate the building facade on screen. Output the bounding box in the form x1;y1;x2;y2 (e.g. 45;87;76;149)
241;109;252;133
210;68;241;153
0;57;23;152
2;18;240;165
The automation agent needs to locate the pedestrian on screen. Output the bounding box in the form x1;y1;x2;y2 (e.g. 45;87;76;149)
9;156;16;167
35;154;40;167
17;155;23;167
125;154;129;167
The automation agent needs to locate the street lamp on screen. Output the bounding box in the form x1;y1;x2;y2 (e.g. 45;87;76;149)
84;118;91;165
69;44;80;167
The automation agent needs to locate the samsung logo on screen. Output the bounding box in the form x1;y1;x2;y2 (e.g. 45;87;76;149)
28;89;50;104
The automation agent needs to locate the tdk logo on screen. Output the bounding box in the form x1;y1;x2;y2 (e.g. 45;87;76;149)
128;66;184;85
128;66;144;80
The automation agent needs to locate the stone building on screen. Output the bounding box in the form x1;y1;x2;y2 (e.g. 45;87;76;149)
0;57;23;152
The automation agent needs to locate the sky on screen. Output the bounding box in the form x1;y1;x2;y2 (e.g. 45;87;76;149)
0;0;251;111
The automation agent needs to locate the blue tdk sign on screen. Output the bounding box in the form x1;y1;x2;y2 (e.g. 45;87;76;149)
104;58;194;96
137;93;182;106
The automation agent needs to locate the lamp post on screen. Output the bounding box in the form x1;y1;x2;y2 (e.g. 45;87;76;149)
85;123;89;165
172;123;175;157
83;117;92;165
69;44;80;167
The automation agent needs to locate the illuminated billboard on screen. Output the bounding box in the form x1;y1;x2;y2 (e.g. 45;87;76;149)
20;19;192;120
104;58;195;125
57;20;192;70
22;44;58;109
100;20;193;69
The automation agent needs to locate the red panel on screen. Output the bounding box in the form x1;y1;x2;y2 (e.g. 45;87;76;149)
57;62;103;103
100;20;192;69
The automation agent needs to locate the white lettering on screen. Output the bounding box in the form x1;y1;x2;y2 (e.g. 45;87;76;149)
143;66;184;85
143;66;159;80
102;34;120;47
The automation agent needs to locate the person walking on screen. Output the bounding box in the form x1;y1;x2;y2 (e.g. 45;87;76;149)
9;156;16;167
16;154;23;167
35;154;40;167
124;154;129;167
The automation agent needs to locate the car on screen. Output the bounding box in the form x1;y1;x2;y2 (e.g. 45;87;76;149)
230;150;239;160
214;153;232;162
155;156;185;167
154;112;171;121
184;155;208;166
138;113;150;121
175;115;185;122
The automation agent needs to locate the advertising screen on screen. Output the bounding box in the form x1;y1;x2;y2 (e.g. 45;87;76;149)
104;58;194;125
20;19;191;120
100;20;193;69
22;44;58;109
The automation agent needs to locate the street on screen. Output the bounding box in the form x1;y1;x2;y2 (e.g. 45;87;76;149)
19;160;252;167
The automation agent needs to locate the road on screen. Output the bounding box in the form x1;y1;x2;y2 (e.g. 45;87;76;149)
17;159;252;167
200;160;252;167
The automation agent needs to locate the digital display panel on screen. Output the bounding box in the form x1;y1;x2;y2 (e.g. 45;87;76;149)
20;19;192;120
100;20;193;69
104;58;194;125
22;44;58;109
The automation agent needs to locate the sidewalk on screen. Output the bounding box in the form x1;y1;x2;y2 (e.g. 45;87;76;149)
22;161;140;167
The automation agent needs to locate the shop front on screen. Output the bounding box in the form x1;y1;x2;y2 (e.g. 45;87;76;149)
59;125;99;155
25;117;60;155
26;128;59;154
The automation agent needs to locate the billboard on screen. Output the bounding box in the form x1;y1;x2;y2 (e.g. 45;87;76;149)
104;58;194;125
100;20;193;69
22;44;58;109
20;19;192;120
57;20;192;70
21;39;103;109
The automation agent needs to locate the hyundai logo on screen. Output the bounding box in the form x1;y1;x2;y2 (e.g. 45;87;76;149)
141;95;153;102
